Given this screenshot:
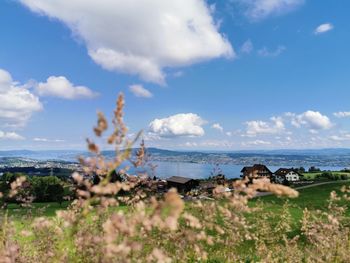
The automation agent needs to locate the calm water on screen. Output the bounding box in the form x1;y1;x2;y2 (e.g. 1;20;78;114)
129;161;346;179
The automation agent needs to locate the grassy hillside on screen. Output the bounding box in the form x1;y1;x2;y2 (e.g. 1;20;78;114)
4;181;350;219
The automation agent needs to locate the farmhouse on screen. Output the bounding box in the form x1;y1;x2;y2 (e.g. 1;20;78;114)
241;164;273;180
274;168;302;182
166;176;199;193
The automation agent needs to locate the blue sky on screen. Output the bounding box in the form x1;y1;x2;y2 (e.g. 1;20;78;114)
0;0;350;151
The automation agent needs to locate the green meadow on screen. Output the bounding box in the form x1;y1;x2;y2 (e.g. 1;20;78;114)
4;180;350;222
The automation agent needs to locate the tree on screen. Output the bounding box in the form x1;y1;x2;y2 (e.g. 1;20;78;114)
47;184;64;205
309;166;321;173
298;167;306;173
0;173;28;201
30;176;64;202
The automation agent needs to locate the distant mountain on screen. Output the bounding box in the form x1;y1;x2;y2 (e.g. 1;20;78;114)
230;148;350;156
1;148;350;167
0;150;84;161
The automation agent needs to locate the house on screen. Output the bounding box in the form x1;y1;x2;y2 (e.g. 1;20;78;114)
166;176;199;193
200;182;216;194
241;164;273;180
274;168;303;182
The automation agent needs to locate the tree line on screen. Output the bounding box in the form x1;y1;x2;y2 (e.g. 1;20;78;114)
0;173;72;205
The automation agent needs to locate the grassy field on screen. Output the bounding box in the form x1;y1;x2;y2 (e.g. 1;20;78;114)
3;201;70;217
3;181;350;219
248;181;350;235
302;171;350;180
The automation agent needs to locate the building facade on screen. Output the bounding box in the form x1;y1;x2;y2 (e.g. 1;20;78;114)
241;164;273;180
274;168;302;182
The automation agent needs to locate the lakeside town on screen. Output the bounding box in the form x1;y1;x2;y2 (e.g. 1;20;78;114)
2;147;350;169
2;151;350;200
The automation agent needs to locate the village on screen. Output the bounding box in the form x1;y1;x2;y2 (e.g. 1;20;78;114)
158;164;307;199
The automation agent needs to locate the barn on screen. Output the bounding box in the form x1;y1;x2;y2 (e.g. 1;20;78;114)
166;176;199;193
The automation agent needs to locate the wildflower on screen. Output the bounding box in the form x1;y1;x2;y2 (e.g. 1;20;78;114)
94;111;108;136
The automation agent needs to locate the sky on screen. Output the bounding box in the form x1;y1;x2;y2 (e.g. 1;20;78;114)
0;0;350;151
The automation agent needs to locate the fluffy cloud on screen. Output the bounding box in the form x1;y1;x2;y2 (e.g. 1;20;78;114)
129;84;153;98
36;76;98;99
33;137;65;142
0;69;42;127
0;131;25;140
236;0;304;20
20;0;234;84
258;45;286;57
211;123;224;132
149;113;206;137
334;111;350;118
245;116;285;136
314;23;334;35
289;111;332;130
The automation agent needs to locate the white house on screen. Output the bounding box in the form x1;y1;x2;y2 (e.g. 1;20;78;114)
274;168;302;183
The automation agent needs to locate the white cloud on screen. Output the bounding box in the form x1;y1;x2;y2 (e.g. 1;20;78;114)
236;0;304;20
243;139;271;146
143;132;162;142
211;123;224;132
149;113;206;137
0;69;42;127
226;131;232;137
257;45;286;57
36;76;98;99
172;71;184;78
0;131;25;140
289;111;332;130
129;84;153;98
314;23;334;35
334;111;350;118
20;0;234;84
200;140;233;147
329;134;350;142
33;137;65;142
184;141;198;147
245;116;285;136
309;129;318;134
240;39;253;54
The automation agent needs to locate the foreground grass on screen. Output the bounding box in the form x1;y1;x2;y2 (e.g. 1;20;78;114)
2;181;350;262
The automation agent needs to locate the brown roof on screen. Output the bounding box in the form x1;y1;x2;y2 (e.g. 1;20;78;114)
241;164;272;174
166;176;195;184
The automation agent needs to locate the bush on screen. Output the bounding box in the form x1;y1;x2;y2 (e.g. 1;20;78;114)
341;174;349;180
30;176;65;202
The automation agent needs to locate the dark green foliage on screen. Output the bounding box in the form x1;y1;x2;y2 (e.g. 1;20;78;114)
316;172;349;181
308;166;321;173
46;184;64;205
0;172;27;199
297;167;306;173
30;176;64;202
0;173;72;203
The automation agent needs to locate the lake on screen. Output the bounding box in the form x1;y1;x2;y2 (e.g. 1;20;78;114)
128;161;346;179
